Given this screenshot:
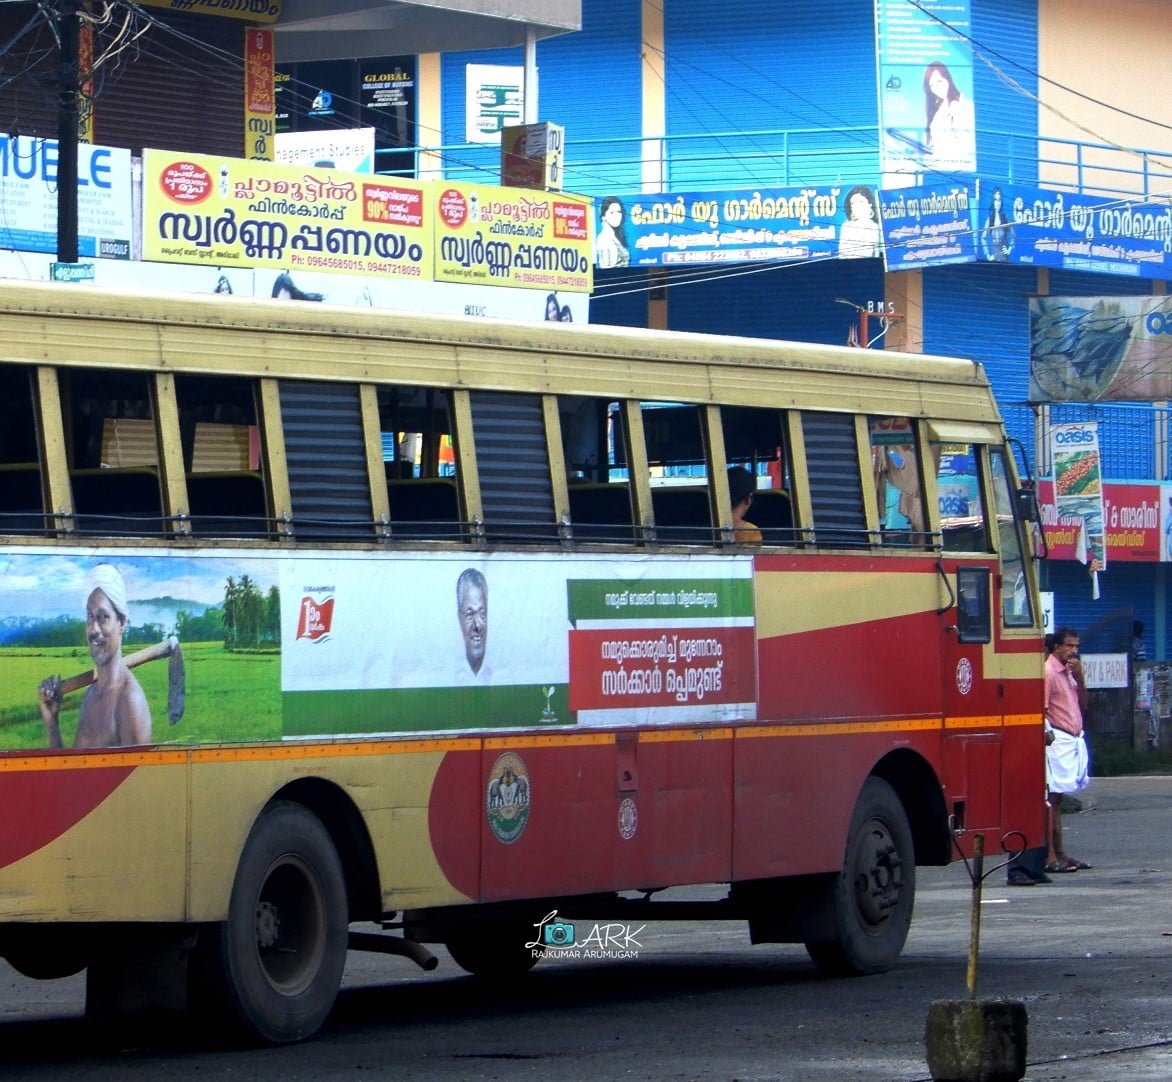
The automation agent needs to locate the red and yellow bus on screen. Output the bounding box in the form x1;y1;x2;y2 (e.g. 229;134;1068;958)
0;281;1044;1042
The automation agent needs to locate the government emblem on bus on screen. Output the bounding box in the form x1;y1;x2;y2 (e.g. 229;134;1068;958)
486;751;530;844
296;590;335;642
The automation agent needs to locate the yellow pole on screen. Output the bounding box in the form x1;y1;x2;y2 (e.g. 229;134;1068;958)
966;833;985;1000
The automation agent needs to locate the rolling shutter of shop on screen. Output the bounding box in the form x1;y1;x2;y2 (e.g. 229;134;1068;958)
972;0;1039;180
92;13;245;157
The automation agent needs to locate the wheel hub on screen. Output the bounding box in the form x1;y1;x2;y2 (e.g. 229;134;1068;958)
255;899;281;951
852;820;904;928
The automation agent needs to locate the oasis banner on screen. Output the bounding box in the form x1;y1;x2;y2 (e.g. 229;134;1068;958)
1048;422;1106;575
599;185;885;268
1029;295;1172;402
876;0;976;176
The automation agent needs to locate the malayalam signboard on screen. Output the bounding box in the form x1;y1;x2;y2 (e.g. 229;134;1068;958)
142;149;431;284
608;185;885;268
0;137;132;259
1000;184;1170;279
878;183;976;269
134;0;281;20
1038;479;1161;563
434;182;592;292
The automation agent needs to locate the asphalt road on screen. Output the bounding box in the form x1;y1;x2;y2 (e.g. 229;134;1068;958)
1;775;1170;1080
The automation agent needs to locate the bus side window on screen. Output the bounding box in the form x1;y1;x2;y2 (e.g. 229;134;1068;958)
377;386;463;540
936;442;990;554
0;363;47;535
61;368;164;537
641;401;712;544
869;416;930;548
175;374;271;539
277;380;377;541
468;390;557;543
801;411;868;547
563;396;635;542
720;405;794;544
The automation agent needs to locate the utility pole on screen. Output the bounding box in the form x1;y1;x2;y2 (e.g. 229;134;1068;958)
56;0;82;264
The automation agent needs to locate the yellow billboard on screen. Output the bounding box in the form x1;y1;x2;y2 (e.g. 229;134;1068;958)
142;150;431;283
434;182;592;293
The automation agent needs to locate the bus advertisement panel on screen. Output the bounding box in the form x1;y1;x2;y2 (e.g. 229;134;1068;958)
0;551;754;752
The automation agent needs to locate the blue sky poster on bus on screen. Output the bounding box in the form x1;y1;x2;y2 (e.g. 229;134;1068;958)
0;551;758;753
0;552;281;752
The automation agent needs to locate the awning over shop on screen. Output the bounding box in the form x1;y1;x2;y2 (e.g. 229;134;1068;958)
274;0;580;62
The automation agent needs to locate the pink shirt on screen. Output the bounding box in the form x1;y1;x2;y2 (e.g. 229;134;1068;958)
1044;653;1083;736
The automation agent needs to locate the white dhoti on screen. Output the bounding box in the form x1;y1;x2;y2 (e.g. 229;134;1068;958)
1046;728;1089;794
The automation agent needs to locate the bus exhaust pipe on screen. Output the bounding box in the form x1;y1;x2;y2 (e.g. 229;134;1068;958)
348;931;438;971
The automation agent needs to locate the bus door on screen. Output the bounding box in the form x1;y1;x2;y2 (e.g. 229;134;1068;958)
933;436;1003;840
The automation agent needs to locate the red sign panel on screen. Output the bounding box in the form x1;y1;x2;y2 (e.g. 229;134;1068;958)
568;626;756;711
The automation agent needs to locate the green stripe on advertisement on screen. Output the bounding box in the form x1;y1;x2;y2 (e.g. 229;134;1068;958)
567;578;753;622
283;683;572;736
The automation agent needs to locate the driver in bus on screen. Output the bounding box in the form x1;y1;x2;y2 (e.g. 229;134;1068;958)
456;567;491;680
37;563;153;749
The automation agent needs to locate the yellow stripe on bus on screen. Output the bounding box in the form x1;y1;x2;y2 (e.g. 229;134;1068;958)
943;715;1002;730
737;718;942;739
2;713;1033;774
754;570;937;640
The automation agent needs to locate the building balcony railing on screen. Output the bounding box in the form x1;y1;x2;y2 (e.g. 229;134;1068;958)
383;126;1172;203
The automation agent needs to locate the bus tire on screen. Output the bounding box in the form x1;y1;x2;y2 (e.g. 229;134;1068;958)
805;777;914;977
445;923;542;978
193;800;348;1044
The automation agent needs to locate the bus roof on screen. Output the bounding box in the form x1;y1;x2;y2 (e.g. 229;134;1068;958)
0;280;1000;425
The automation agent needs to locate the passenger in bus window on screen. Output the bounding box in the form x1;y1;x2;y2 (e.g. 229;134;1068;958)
456;568;490;680
729;466;763;544
37;564;152;749
544;293;561;321
559;304;574;322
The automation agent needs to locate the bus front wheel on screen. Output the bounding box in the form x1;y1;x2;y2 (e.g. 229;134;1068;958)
192;801;348;1044
805;777;915;977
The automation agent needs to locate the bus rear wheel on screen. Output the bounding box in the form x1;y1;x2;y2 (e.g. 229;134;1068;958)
191;801;348;1044
805;777;914;977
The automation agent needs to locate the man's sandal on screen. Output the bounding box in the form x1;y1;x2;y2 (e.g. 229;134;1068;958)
1045;858;1079;873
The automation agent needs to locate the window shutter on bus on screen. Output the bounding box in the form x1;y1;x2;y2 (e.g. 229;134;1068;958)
801;411;867;546
280;380;373;539
469;391;556;541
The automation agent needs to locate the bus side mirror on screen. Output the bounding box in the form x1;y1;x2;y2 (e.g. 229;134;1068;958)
1015;485;1038;523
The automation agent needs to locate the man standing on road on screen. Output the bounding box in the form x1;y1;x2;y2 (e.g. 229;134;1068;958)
1044;626;1092;874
